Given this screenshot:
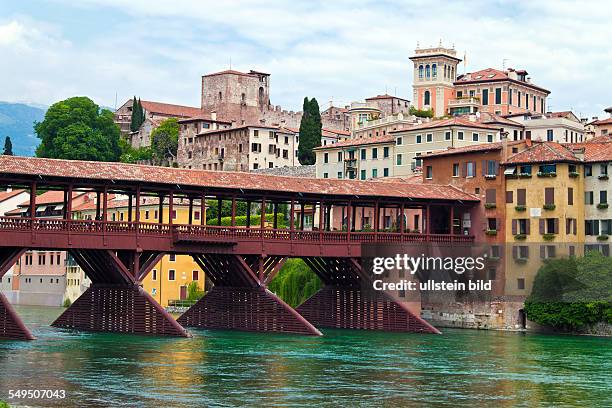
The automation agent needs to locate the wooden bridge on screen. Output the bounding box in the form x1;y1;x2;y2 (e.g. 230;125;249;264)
0;156;479;340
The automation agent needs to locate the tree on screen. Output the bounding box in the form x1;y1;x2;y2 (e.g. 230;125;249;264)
3;136;13;155
35;96;121;161
119;137;152;164
150;118;179;166
297;97;322;165
268;259;321;307
130;97;145;132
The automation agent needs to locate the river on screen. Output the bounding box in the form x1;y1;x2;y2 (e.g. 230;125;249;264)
0;306;610;407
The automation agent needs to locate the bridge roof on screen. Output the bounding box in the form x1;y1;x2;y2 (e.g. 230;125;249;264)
0;156;478;203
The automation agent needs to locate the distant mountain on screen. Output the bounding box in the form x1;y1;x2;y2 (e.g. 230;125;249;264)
0;102;46;156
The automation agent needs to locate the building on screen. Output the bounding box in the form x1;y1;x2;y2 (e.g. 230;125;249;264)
115;99;202;138
178;124;299;171
588;107;612;138
314;135;396;180
410;44;550;118
0;188;29;216
72;195;206;307
502;142;585;297
391;116;505;175
453;67;550;116
352;112;417;139
410;44;461;117
508;111;586;143
582;142;612;254
321;105;350;131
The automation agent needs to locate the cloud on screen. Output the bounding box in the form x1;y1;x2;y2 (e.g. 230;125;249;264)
2;0;612;117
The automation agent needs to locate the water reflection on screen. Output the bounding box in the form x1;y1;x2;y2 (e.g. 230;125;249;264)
0;306;610;407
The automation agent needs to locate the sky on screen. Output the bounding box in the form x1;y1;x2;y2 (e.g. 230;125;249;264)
1;0;611;118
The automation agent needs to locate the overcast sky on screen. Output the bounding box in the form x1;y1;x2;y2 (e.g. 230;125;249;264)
1;0;611;118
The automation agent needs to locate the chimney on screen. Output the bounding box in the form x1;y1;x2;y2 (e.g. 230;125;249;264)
572;147;585;161
211;111;217;121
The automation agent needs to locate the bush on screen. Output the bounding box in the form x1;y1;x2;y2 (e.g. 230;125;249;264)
409;106;434;118
542;204;556;211
524;252;612;331
63;298;72;308
268;259;321;308
515;205;526;212
207;213;286;228
187;281;204;301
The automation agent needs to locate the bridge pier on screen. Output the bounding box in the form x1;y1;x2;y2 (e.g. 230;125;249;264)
296;258;440;334
52;249;190;337
0;247;34;340
178;254;322;335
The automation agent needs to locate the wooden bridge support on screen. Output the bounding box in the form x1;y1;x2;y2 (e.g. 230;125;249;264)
178;254;322;336
52;249;189;337
0;247;34;340
296;258;440;334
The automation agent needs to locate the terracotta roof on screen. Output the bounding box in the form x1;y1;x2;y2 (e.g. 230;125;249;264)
591;117;612;126
73;195;190;212
390;117;500;133
375;175;423;184
313;135;395;150
546;111;572;118
323;128;351;136
365;94;409;101
202;69;258;78
14;190;85;207
420;140;525;159
478;112;524;127
0;189;26;203
503;142;579;165
586;135;612;144
0;156;479;203
196;124;281;137
455;68;550;94
178;113;232;124
140;100;201;118
583;143;612;163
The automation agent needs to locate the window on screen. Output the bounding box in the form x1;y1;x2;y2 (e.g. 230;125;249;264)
426;166;433;179
324;153;329;163
486;160;497;176
323;172;329;179
495;88;501;104
485;189;496;205
547;129;554;142
425;64;430;78
152;269;157;281
509;88;513;105
601;164;608;176
601;190;608;204
337;172;342;179
585;191;594;205
383;146;389;158
396;137;403;145
337;152;343;162
457;131;464;140
517;278;525;290
424;90;430;106
452;163;459;177
487;218;497;230
445;131;451;141
360;170;366;180
418;65;424;79
194;211;200;220
372;168;378;178
383;168;389;177
472;133;479;142
416;134;422;144
538;164;556;175
361;149;366;160
518;91;521;107
466;162;475;177
526;93;530;109
372;148;378;159
514;219;529;235
169;254;176;262
482;89;489;105
544;187;555;205
585;220;600;236
568;188;574;205
192;270;199;281
426;133;433;143
397;154;403;165
585;165;592;176
254;130;259;137
168;270;176;281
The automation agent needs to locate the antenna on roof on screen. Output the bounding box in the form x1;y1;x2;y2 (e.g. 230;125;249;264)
229;56;232;70
502;58;509;70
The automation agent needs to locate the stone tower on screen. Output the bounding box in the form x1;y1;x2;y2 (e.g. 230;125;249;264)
409;43;461;117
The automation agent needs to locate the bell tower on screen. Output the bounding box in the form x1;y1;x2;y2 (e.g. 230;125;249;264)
409;42;461;117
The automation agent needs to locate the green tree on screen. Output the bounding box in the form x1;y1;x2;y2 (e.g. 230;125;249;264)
3;136;13;155
150;118;179;166
130;97;145;132
268;259;321;308
119;137;152;163
524;251;612;331
297;97;322;165
35;97;121;161
187;281;205;301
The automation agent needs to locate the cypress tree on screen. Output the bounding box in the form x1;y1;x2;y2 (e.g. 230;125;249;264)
130;96;138;132
137;98;144;128
3;136;13;155
297;97;322;165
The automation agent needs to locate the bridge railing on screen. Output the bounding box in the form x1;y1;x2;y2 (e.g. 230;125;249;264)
0;216;474;244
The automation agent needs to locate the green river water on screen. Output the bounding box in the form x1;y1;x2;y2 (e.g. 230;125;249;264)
0;305;610;407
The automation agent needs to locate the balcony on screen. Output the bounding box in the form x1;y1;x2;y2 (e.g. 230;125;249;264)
448;97;480;107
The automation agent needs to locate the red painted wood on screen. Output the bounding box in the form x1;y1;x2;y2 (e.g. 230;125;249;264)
0;293;35;340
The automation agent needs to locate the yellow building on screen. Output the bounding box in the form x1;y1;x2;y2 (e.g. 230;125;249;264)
73;194;206;307
502;142;585;296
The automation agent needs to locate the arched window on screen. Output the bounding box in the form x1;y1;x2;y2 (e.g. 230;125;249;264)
258;87;265;104
444;65;448;79
432;63;437;78
451;67;454;80
425;65;431;79
418;65;424;79
424;90;431;106
218;91;222;101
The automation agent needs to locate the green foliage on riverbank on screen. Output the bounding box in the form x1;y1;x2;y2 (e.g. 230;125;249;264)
268;259;321;308
207;213;287;228
524;251;612;331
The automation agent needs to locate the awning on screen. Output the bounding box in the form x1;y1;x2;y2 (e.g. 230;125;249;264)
36;205;48;212
504;167;516;175
55;204;65;210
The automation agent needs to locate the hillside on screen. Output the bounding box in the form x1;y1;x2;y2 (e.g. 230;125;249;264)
0;102;46;156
